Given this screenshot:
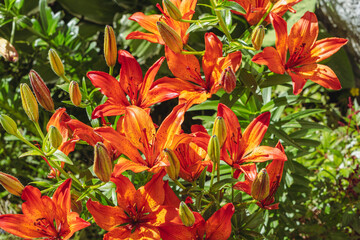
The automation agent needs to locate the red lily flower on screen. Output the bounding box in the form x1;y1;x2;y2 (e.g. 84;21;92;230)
230;0;302;25
88;50;179;119
94;103;187;175
217;103;287;168
163;32;242;105
184;203;235;239
252;12;348;95
87;171;191;240
233;142;286;209
126;0;197;45
0;179;90;239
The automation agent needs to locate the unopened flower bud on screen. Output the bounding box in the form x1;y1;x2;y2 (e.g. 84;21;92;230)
179;201;195;227
69;81;82;106
156;21;183;53
0;171;24;196
29;70;54;112
0;114;18;136
48;125;63;149
20;83;39;123
163;0;182;21
48;49;65;77
212;116;227;148
164;148;180;180
251;168;270;201
251;25;265;51
94;142;112;182
0;37;18;62
208;135;220;164
220;67;236;94
104;25;117;68
71;193;83;215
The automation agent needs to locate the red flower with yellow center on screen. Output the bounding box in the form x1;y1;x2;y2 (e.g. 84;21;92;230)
0;179;90;239
87;171;191;239
252;11;348;94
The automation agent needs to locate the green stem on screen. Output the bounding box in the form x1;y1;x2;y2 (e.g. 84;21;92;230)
210;0;232;41
210;162;216;189
109;66;114;76
10;17;15;45
181;50;205;55
61;75;71;83
254;2;274;30
174;179;187;190
242;208;265;229
184;43;197;52
34;122;45;140
17;134;44;155
180;19;212;23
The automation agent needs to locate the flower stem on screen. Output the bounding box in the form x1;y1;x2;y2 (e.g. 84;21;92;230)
181;50;205;55
210;0;232;41
34;122;45;140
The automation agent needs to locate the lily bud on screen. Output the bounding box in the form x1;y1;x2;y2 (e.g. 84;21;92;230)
48;49;65;77
0;114;18;136
0;171;24;196
20;83;39;123
251;25;265;51
94;142;112;182
208;135;220;165
69;81;82;106
179;201;195;227
104;25;117;68
29;70;54;112
220;67;236;94
251;168;270;201
212;116;227;148
48;125;63;149
156;21;183;53
164;148;180;180
163;0;182;21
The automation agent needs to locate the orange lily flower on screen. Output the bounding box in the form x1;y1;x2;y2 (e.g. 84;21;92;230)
0;179;90;239
252;12;348;95
217;103;287;168
233;142;286;209
88;50;179;119
87;171;191;239
230;0;302;26
185;203;235;239
126;0;197;45
163;32;242;105
94;103;187;175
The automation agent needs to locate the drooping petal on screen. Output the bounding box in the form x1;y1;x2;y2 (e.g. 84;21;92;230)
205;203;235;240
138;57;165;105
270;12;288;64
66;119;103;146
110;174;137;209
65;212;91;240
165;46;203;85
238;112;271;158
288;11;318;58
293;63;341;90
87;199;128;232
112;157;149;176
0;214;45;239
126;31;162;44
287;70;307;95
163;180;181;208
52;179;72;223
128;12;161;35
47;108;72;140
242;146;287;163
87;71;129;118
252;47;286;74
140;171;166;212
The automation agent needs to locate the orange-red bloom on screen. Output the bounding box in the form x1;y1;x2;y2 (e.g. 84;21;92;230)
252;12;348;95
163;33;242;105
94;104;187;175
88;50;179;119
186;203;235;239
233;142;286;209
230;0;302;25
126;0;197;45
0;179;90;239
217;103;287;168
87;171;191;239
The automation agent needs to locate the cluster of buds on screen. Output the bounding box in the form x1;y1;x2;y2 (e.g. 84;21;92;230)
156;21;183;53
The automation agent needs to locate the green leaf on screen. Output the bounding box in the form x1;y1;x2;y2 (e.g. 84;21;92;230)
50;150;73;165
215;1;245;14
39;0;48;33
19;149;44;158
210;178;238;192
268;125;303;149
281;109;325;121
199;166;208;189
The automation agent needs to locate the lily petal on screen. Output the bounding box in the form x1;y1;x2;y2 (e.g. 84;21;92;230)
205;203;235;240
252;47;285;74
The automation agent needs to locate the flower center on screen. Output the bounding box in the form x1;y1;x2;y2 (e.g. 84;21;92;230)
33;218;59;239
